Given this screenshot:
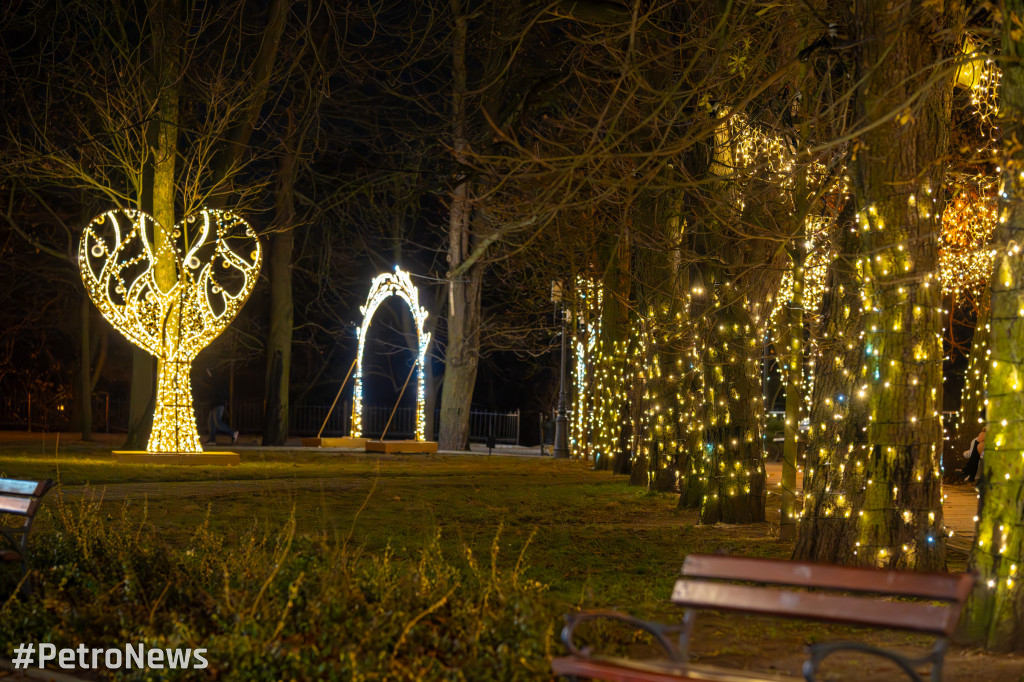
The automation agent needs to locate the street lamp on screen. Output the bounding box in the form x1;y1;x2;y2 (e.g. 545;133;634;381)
551;280;569;459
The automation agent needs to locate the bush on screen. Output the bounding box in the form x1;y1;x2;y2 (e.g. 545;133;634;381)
0;493;556;680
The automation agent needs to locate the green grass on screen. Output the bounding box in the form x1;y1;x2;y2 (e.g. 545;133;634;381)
0;444;1018;680
2;446;788;607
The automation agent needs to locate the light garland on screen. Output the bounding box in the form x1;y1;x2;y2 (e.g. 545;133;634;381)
940;178;998;299
79;208;261;454
351;266;431;441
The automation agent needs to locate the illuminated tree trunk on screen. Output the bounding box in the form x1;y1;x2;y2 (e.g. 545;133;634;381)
592;230;632;471
779;252;803;540
844;0;958;569
148;356;201;452
959;4;1024;650
794;206;868;562
677;361;707;510
700;301;766;524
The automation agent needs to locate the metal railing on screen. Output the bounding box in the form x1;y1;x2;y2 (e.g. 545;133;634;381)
467;409;520;444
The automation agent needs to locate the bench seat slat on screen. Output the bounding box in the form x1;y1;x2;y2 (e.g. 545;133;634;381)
682;555;972;602
671;581;959;636
0;495;34;515
0;480;46;496
552;657;800;682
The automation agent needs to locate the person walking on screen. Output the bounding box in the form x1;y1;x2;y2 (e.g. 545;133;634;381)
962;426;986;483
207;392;239;445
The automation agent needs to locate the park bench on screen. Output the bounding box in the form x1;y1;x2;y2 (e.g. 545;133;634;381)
0;478;54;578
551;553;975;682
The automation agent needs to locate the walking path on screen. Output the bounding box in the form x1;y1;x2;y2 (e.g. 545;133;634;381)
764;461;979;553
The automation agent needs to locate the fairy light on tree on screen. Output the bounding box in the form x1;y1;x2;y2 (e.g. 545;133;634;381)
351;266;431;442
79;208;261;454
940;178;998;299
959;5;1024;649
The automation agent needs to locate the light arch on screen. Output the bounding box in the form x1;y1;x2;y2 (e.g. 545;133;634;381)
351;266;431;441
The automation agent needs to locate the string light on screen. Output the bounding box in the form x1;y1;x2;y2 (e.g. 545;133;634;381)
79;208;261;454
939;178;997;299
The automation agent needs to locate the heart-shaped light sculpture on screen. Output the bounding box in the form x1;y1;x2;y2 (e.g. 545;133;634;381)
80;208;261;454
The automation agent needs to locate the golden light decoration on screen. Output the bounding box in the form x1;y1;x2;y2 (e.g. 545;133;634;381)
79;208;262;454
351;266;431;441
970;58;1001;146
939;179;997;299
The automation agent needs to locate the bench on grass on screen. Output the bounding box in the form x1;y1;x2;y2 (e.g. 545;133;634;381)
551;553;975;682
0;478;54;577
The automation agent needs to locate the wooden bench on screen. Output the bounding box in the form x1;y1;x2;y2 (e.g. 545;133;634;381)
552;554;975;682
0;478;54;578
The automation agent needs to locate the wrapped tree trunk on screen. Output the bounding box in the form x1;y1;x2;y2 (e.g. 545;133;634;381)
794;205;869;562
959;0;1024;650
841;0;960;569
699;300;766;524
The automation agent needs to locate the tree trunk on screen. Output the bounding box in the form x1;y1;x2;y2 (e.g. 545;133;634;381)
959;0;1024;650
127;0;179;451
262;147;297;446
125;350;155;450
77;293;93;440
841;0;959;569
148;356;201;452
591;230;632;471
699;301;766;524
438;0;480;452
779;253;803;540
439;258;483;451
793;204;868;562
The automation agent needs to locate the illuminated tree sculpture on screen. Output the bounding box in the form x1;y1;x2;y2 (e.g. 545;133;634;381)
79;208;262;454
352;267;431;441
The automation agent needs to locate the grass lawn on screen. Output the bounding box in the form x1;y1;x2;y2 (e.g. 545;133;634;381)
0;442;1021;680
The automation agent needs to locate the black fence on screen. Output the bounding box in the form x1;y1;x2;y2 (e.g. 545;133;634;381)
0;392;521;445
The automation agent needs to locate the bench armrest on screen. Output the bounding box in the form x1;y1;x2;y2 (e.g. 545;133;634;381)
804;637;949;682
561;609;693;663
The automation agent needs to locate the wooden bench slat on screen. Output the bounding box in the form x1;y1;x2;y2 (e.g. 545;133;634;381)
671;580;959;636
0;479;47;496
552;657;799;682
0;495;34;515
682;554;972;602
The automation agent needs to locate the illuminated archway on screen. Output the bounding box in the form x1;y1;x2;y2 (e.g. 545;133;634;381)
352;266;430;441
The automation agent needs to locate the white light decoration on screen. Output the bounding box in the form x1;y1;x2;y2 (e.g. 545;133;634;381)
80;208;261;453
351;266;431;441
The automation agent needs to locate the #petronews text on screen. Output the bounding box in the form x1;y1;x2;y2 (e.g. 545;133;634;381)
12;642;209;670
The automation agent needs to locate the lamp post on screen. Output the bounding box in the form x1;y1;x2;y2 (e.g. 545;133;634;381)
551;281;570;458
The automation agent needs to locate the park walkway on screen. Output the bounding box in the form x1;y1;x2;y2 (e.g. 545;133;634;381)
764;461;980;553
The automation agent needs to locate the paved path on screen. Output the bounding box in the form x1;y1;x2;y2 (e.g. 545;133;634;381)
764;462;979;552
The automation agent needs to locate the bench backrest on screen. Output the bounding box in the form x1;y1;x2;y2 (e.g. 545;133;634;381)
672;554;974;637
0;479;54;521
